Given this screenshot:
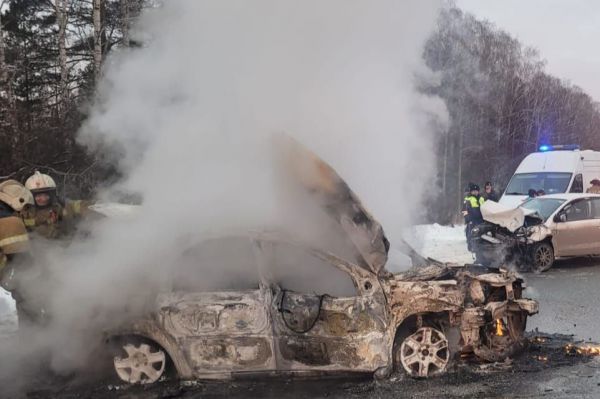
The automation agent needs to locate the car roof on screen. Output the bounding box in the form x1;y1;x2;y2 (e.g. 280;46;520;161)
532;193;600;201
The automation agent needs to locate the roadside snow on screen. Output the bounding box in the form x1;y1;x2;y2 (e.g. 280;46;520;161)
403;223;474;264
0;289;17;337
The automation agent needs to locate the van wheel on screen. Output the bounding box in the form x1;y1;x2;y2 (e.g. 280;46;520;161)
530;242;554;273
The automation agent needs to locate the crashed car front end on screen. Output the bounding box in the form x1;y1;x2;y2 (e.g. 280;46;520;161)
469;201;551;269
387;264;538;369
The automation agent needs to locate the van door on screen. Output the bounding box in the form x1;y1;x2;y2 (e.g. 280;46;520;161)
553;199;597;256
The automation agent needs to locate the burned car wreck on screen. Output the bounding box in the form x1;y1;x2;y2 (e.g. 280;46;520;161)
106;141;538;383
469;194;600;272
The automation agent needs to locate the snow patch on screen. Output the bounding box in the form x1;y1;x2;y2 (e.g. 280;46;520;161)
403;223;473;264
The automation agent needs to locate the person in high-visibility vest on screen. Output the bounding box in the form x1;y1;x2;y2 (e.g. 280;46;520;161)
462;183;485;251
0;179;41;326
21;171;95;239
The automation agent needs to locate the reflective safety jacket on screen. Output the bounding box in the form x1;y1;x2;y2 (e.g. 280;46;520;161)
0;212;30;273
20;200;89;239
463;195;485;224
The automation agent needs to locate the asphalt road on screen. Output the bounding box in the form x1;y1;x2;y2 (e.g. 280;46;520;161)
525;257;600;342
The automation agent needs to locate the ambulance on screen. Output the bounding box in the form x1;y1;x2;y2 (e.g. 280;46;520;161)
499;145;600;208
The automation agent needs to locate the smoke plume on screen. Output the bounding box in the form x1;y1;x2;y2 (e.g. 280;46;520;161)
1;0;448;391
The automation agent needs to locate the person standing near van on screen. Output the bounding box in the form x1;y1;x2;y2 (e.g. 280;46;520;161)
462;183;485;250
586;179;600;194
483;181;499;202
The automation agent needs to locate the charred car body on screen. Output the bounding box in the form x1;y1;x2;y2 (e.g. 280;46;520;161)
469;194;600;272
106;140;538;383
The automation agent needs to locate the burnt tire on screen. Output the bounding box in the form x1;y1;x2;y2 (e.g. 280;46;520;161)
394;327;450;378
529;242;554;273
109;336;171;385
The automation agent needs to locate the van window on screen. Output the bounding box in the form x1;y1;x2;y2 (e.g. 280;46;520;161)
569;174;583;193
505;173;572;195
565;199;592;222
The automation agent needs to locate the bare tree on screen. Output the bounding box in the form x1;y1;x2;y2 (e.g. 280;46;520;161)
93;0;103;82
121;0;130;47
55;0;69;111
0;0;7;85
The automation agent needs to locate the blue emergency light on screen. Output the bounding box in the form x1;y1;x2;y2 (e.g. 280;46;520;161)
538;144;580;152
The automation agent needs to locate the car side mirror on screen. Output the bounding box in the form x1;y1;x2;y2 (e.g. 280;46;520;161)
554;213;567;223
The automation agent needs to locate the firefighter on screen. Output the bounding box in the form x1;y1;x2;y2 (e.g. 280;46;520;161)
462;183;485;251
0;180;41;326
21;171;93;239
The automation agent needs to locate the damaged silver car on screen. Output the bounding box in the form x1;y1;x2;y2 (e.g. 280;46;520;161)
470;194;600;272
106;141;538;383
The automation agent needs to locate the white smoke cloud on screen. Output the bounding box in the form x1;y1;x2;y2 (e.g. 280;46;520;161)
2;0;448;385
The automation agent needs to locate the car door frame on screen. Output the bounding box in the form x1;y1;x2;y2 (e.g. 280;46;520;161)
552;198;597;256
156;235;277;378
253;236;390;374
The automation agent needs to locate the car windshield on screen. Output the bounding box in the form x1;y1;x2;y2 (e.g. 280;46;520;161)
521;198;566;221
505;172;572;195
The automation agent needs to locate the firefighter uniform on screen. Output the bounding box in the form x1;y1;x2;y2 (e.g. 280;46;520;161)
0;180;40;325
23;171;91;239
21;200;89;239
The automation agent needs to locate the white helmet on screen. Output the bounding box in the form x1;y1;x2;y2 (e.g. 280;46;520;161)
0;180;34;212
25;171;57;194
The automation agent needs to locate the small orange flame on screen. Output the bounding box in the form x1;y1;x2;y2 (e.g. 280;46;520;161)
495;319;504;336
565;344;600;356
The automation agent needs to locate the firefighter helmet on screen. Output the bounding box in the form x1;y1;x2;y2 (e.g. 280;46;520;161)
25;171;57;194
0;180;34;211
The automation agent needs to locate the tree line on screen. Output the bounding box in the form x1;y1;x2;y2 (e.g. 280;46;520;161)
423;7;600;223
0;0;147;197
2;3;599;222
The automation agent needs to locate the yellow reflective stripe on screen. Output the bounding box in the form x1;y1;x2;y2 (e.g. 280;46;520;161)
72;201;82;215
23;218;36;227
0;234;29;248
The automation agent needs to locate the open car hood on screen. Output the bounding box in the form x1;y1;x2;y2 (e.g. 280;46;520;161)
281;136;389;275
481;200;541;232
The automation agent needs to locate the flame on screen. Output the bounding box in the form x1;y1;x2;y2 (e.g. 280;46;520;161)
565;344;600;356
495;319;504;336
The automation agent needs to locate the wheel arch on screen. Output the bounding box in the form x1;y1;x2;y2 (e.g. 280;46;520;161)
390;311;453;368
106;320;194;379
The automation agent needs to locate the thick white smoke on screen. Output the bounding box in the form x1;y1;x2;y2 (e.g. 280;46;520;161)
2;0;448;385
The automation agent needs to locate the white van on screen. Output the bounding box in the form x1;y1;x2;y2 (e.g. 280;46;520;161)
499;145;600;208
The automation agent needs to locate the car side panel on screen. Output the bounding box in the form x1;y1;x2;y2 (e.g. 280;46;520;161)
553;220;599;256
272;289;390;372
157;290;275;375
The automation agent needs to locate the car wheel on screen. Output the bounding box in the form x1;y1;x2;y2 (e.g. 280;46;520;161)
396;327;450;378
530;242;554;273
113;342;167;384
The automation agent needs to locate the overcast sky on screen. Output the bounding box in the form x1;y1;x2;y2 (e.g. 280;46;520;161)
456;0;600;101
